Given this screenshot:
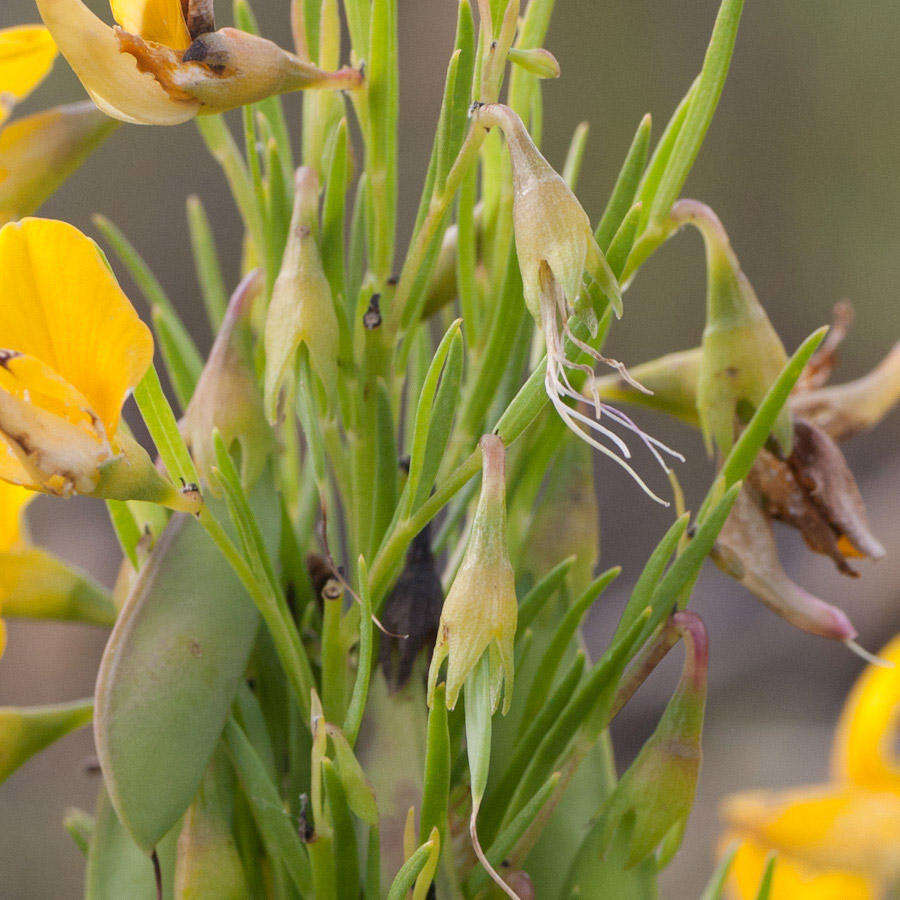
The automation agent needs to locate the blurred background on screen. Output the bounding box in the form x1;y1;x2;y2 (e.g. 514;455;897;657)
1;0;898;895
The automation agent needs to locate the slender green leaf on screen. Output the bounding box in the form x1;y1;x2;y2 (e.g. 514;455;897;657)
520;567;620;723
517;556;575;632
613;513;690;643
605;201;644;280
480;651;585;843
344;558;375;747
196;115;266;262
328;726;379;826
0;699;92;784
106;500;142;569
647;0;745;227
186;195;228;329
134;366;199;488
594;113;651;252
562;121;590;189
323;759;360;899
754;855;777;900
224;719;313;894
151;304;203;411
386;840;436;900
370;382;399;555
321;118;350;301
701;843;739;900
633;80;697;235
465;654;494;805
64;809;94;858
420;684;450;850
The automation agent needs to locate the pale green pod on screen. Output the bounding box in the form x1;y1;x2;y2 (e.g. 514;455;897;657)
86;788;179;899
174;750;248;899
94;473;279;853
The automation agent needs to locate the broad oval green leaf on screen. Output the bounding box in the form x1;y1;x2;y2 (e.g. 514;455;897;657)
94;475;279;852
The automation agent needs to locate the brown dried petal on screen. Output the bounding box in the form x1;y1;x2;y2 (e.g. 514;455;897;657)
788;418;885;561
748;444;856;576
795;300;853;393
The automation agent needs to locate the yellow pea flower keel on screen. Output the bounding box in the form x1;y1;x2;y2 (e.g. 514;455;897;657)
0;219;193;511
0;25;58;126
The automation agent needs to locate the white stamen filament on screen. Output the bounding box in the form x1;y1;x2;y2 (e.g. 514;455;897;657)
539;276;681;505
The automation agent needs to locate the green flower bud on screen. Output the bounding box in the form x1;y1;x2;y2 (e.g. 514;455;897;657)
0;698;92;783
668;200;792;458
181;269;273;493
507;47;561;80
264;167;339;422
601;612;707;868
427;435;516;714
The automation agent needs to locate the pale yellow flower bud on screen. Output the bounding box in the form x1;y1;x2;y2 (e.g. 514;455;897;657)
264;167;339;421
427;435;517;714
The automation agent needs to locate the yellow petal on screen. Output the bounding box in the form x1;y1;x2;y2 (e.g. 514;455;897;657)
723;834;875;900
34;0;199;125
722;786;900;884
0;479;34;552
0;352;114;495
0;218;154;437
109;0;190;51
831;634;900;793
0;101;118;225
0;547;116;626
0;26;57;126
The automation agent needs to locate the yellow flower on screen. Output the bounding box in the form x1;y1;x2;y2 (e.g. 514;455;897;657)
36;0;362;126
720;634;900;898
0;26;57;128
0;25;117;225
0;218;193;511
